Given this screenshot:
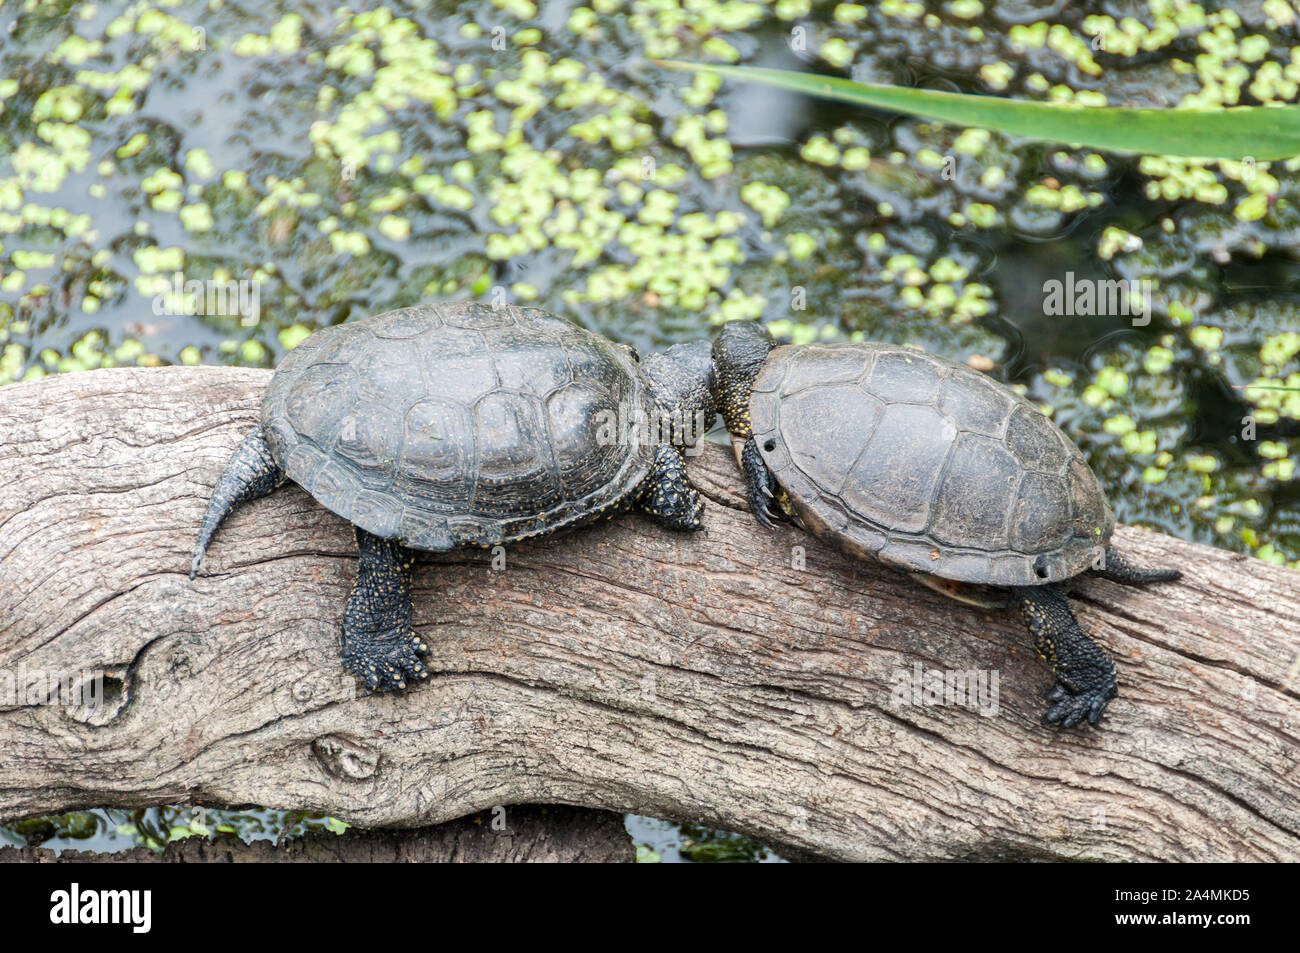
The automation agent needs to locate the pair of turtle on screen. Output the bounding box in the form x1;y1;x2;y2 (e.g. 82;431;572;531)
191;303;1179;727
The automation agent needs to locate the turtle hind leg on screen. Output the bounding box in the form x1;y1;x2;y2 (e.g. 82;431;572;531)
1090;547;1181;586
1014;585;1118;728
637;444;704;531
190;427;285;579
341;528;429;692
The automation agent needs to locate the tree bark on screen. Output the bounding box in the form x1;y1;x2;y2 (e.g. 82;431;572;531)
0;806;631;863
1;366;1297;862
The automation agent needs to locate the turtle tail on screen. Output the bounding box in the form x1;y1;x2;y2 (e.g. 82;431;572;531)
190;428;285;579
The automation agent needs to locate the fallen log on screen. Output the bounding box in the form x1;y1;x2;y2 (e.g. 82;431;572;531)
0;806;632;863
0;366;1297;862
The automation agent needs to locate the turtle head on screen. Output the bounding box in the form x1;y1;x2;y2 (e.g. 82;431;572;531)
641;339;716;451
711;321;773;459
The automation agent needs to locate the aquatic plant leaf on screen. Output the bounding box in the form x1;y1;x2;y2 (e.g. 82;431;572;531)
656;62;1300;161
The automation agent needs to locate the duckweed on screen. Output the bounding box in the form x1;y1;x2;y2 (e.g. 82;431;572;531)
2;0;1298;569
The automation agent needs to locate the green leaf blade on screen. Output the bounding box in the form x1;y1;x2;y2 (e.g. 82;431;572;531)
656;61;1300;161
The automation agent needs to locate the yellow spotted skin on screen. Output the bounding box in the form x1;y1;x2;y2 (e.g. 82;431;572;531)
638;445;705;530
711;321;771;440
342;529;430;692
190;305;716;693
716;369;754;439
714;321;786;528
1015;585;1118;727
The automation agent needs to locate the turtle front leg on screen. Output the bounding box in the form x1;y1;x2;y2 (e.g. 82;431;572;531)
741;437;784;529
341;528;429;692
1014;585;1118;728
711;321;782;529
638;444;705;531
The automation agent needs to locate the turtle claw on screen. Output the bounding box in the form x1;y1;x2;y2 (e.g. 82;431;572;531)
746;481;783;529
1017;586;1119;729
342;623;430;693
751;494;780;529
741;437;783;530
1043;679;1117;728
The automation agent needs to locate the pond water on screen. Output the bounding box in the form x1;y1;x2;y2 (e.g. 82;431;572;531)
2;0;1297;861
1;807;786;862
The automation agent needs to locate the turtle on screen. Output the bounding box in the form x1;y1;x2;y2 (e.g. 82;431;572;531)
711;320;1181;728
190;302;716;691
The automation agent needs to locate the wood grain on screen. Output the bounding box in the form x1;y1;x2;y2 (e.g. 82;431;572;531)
1;366;1297;861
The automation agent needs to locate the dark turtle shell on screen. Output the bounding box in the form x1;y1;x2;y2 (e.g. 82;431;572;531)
749;343;1114;587
261;303;654;550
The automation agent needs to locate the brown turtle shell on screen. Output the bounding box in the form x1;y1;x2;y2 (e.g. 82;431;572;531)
749;343;1114;587
261;303;654;550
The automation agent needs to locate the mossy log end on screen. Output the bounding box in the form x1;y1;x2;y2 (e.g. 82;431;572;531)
1;367;1298;861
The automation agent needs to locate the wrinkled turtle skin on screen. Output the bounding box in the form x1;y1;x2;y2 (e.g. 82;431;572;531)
191;302;716;692
748;342;1115;587
261;303;656;549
